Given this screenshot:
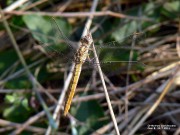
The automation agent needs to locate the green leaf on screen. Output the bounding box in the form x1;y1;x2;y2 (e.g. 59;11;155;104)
71;100;106;135
162;1;180;18
23;15;71;49
6;95;15;103
0;50;18;74
111;21;138;41
0;49;32;89
11;16;25;30
111;2;157;41
4;93;32;122
23;15;74;69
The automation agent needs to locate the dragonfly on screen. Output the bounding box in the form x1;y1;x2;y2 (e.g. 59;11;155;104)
31;18;146;116
63;31;93;116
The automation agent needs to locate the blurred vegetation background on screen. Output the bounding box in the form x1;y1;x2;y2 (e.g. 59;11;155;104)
0;0;180;135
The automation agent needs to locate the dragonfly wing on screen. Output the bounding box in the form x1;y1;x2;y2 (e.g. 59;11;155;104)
29;17;77;64
50;18;77;50
82;32;147;74
95;32;146;50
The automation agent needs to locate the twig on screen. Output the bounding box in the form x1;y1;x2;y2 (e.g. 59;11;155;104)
125;33;137;122
10;106;55;135
22;0;49;11
2;10;154;22
0;7;57;129
140;35;177;53
92;108;137;135
72;61;180;103
0;58;46;85
174;127;180;135
0;57;57;103
122;107;149;135
92;42;120;135
4;0;28;11
3;0;49;20
129;66;179;135
57;0;73;12
0;119;46;133
0;61;19;80
0;126;14;133
0;8;31;84
176;18;180;58
77;61;179;134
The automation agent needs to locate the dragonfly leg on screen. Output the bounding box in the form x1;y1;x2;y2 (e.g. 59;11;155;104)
85;55;99;65
88;48;93;51
86;54;91;61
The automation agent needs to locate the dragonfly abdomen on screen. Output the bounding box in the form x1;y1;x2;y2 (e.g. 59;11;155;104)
64;63;82;116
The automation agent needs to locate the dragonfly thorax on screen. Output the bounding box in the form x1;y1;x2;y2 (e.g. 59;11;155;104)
80;33;93;46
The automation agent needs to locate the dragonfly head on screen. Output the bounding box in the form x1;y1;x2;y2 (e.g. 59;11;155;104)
80;33;93;45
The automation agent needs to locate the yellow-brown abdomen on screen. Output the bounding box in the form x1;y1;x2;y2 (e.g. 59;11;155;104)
64;64;82;116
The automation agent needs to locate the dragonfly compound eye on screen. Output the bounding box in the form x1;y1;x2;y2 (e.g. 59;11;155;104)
81;36;91;44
